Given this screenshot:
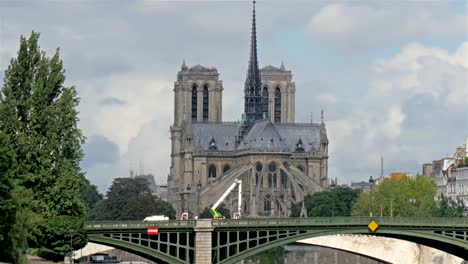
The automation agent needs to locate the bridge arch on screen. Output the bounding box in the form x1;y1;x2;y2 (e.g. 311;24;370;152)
212;218;467;264
87;235;182;264
85;218;468;264
216;228;467;264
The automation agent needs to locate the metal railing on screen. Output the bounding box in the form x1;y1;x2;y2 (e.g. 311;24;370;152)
85;220;196;230
85;217;468;231
212;217;468;227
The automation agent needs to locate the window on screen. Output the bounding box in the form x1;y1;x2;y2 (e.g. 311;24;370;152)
208;165;217;180
297;165;305;173
262;87;269;117
203;85;209;121
281;170;288;189
191;84;198;121
274;87;281;122
268;162;277;189
264;198;271;211
223;164;231;175
255;163;263;186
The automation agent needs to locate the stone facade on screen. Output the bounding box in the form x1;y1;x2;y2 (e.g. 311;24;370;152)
167;3;329;219
424;138;468;215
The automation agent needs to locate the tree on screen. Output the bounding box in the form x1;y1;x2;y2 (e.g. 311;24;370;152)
154;198;176;219
199;204;231;219
433;194;465;217
88;177;159;221
80;175;103;210
0;31;87;261
290;186;360;217
0;132;18;262
352;175;436;217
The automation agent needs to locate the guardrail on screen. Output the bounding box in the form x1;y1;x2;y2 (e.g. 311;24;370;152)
85;217;468;231
85;220;196;230
212;217;468;227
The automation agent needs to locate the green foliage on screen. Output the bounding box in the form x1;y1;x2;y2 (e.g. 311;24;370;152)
199;204;231;219
88;178;174;221
352;175;436;217
154;198;176;219
33;216;87;261
290;186;360;217
464;157;468;165
433;194;465;217
0;132;19;262
0;31;87;261
80;175;103;210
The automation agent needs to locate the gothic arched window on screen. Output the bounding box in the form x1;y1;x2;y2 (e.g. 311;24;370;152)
191;84;198;121
281;170;288;190
262;87;269;118
203;85;209;121
274;87;281;123
223;164;231;175
208;164;217;180
264;198;271;211
297;164;305;173
255;163;263;186
268;162;277;189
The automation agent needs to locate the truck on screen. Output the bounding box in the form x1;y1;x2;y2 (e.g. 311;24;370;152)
210;179;242;219
143;215;169;221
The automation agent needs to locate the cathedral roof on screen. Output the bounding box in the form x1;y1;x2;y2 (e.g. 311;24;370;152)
274;123;321;152
192;122;238;151
191;120;321;153
239;119;288;150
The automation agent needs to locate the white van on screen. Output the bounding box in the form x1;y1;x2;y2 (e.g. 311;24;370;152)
143;215;169;221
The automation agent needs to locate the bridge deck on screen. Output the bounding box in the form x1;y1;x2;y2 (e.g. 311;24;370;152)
85;217;468;230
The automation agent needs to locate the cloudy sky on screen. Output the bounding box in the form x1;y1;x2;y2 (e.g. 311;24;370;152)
0;0;466;193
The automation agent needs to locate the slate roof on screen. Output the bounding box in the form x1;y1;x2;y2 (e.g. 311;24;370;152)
193;122;238;151
238;119;288;150
192;119;321;152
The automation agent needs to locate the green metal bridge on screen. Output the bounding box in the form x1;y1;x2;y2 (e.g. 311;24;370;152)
84;217;468;264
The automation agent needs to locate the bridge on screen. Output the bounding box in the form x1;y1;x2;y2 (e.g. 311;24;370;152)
84;217;468;264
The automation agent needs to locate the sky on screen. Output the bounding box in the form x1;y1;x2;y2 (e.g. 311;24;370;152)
0;0;467;194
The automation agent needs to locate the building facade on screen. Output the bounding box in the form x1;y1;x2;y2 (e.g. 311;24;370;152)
424;138;468;215
167;3;329;218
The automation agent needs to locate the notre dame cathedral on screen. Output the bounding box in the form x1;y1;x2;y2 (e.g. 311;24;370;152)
167;2;329;219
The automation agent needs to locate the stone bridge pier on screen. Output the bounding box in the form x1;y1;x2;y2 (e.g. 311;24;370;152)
194;220;214;264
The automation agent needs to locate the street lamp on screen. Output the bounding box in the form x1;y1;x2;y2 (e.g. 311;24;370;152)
197;181;202;218
330;179;336;217
369;176;374;217
186;184;191;219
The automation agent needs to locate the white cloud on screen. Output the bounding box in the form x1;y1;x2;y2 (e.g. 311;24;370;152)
327;41;467;183
94;77;173;154
383;106;405;139
308;3;466;50
316;94;337;104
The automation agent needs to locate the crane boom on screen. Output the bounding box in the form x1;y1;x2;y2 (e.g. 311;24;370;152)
211;179;242;219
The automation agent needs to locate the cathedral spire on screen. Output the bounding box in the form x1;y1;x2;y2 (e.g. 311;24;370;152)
244;0;263;127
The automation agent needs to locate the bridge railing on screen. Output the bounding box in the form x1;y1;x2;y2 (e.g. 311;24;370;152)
85;220;196;230
84;217;468;231
212;217;468;228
